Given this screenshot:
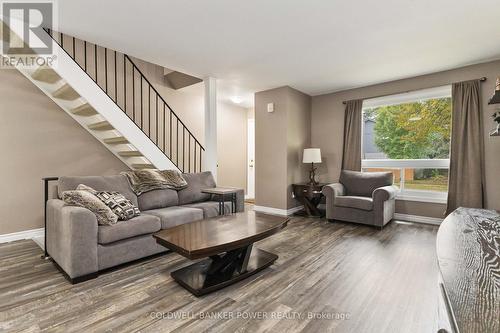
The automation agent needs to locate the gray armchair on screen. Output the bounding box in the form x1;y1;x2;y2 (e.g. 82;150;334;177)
321;170;397;228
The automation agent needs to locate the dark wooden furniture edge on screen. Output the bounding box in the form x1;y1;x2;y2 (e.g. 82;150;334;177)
154;218;289;259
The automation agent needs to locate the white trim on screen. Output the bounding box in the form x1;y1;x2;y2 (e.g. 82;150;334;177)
394;213;443;225
253;205;304;216
0;228;44;244
396;194;447;204
362;159;449;168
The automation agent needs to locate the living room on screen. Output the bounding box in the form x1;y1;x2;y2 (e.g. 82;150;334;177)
1;1;499;332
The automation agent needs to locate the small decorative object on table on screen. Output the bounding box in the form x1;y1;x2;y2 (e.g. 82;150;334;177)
201;187;239;215
303;148;322;185
292;183;326;217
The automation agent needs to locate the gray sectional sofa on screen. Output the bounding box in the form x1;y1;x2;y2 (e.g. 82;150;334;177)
46;171;244;283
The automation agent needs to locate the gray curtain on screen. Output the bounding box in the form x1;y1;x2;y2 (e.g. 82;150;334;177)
446;79;485;214
342;99;363;171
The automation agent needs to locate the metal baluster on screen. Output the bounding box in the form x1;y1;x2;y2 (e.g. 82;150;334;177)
156;94;159;144
183;127;185;172
170;111;173;157
72;37;75;59
114;51;117;102
140;77;143;129
105;48;108;92
132;66;135;122
189;135;191;172
124;54;126;112
163;103;166;153
148;85;151;136
84;41;87;71
94;44;97;83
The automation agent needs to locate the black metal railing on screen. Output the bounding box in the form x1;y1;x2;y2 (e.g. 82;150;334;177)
44;29;204;173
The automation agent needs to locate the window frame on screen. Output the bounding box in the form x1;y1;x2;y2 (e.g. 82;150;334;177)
361;86;452;204
361;159;449;203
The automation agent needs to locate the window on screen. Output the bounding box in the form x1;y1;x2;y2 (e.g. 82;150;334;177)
361;86;451;203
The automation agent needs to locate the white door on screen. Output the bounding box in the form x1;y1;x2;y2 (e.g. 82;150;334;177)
247;119;255;199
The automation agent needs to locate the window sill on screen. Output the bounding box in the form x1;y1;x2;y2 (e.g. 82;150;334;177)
396;194;447;205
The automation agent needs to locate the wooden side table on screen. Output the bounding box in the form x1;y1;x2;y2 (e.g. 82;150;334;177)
292;183;326;217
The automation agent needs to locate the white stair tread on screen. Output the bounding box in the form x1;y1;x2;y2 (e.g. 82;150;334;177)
88;121;114;131
71;103;97;116
52;84;80;100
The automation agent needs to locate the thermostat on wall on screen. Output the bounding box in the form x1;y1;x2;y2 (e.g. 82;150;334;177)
267;103;274;113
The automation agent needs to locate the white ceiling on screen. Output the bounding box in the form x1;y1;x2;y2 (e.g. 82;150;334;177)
58;0;500;108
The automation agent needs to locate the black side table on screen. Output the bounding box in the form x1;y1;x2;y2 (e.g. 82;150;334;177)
292;183;326;217
201;187;238;215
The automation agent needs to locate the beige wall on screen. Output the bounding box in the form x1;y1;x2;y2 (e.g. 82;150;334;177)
217;102;248;191
286;89;312;209
311;60;500;218
0;70;127;235
255;86;311;210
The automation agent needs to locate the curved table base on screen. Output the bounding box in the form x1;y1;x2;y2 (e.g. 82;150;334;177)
171;247;277;297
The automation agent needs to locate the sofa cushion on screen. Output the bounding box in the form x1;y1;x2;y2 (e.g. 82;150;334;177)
335;196;374;211
339;170;393;197
142;206;204;229
177;171;216;205
98;214;161;244
137;189;179;211
182;201;232;219
58;175;138;207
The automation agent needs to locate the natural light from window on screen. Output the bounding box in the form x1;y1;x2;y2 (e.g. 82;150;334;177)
361;86;451;203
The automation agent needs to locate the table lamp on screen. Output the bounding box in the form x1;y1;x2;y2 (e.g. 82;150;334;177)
303;148;322;185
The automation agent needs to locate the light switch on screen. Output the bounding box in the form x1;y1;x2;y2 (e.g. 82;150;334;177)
267;103;274;113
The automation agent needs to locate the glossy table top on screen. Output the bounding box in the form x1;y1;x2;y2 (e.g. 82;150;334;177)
154;210;288;259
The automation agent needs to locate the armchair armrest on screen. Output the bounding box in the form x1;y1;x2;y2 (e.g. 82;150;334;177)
322;183;346;219
372;185;398;202
372;185;398;227
46;199;98;279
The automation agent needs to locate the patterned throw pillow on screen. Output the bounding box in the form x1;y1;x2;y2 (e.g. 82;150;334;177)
62;190;118;226
95;191;140;221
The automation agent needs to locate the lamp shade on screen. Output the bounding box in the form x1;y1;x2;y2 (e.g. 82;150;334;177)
303;148;322;163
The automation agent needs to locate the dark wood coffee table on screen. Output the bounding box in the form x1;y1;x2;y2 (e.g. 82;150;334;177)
153;211;288;296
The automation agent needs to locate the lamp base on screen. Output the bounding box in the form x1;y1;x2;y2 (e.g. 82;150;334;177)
309;163;318;185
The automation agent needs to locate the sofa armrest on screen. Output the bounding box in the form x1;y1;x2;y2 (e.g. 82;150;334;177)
46;199;98;279
322;183;345;219
234;188;245;212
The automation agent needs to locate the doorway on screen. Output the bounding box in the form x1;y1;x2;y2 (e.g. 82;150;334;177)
247;118;255;199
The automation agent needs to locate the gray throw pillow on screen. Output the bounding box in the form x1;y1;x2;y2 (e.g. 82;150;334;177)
62;190;118;226
95;191;140;221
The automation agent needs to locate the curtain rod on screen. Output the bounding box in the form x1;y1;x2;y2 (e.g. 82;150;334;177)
342;77;487;105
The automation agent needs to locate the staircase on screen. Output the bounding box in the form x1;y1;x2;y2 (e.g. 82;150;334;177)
5;25;204;172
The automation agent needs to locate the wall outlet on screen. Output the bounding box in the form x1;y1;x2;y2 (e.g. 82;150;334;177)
267;103;274;113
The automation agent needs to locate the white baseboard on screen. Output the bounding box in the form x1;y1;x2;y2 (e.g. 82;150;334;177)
0;228;44;244
253;205;304;216
394;213;443;226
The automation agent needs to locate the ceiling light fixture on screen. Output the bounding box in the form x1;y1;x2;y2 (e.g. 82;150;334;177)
231;96;243;104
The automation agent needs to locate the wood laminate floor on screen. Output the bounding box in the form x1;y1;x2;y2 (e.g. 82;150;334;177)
0;216;439;333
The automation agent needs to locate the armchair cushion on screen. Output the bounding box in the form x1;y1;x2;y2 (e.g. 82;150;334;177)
335;196;374;211
339;170;393;197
